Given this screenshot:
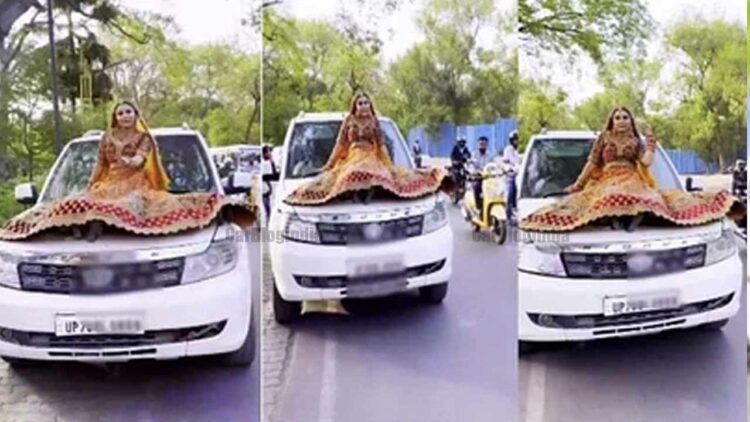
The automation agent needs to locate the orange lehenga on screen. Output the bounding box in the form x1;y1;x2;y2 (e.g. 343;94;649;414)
284;113;450;205
521;131;739;232
0;123;254;240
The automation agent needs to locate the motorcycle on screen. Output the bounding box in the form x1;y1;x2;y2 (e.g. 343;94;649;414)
461;161;512;245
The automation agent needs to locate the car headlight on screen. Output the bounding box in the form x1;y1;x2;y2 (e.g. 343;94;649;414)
0;252;21;289
705;228;737;266
282;213;321;244
422;200;448;234
518;237;567;277
182;239;239;284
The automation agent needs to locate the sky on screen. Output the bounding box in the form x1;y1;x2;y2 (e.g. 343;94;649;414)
523;0;747;106
125;0;259;52
282;0;515;64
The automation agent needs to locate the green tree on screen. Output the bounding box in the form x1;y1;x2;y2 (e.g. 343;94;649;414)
665;18;746;168
519;0;654;63
518;79;576;149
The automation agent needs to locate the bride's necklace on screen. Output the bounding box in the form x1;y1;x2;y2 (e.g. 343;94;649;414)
110;129;139;156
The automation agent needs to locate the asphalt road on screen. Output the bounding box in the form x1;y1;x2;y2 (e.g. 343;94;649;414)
270;205;518;422
519;237;747;422
0;230;261;422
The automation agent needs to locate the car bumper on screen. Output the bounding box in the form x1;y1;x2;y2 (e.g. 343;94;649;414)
270;225;453;301
0;248;252;363
519;253;743;342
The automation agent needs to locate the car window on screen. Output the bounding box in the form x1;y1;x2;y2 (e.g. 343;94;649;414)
41;134;216;203
520;137;682;199
285;119;413;179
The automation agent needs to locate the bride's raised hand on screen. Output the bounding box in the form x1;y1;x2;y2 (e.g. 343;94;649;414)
644;123;657;150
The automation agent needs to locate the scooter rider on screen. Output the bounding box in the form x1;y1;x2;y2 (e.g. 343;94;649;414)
413;139;423;168
503;131;521;221
471;136;493;212
732;159;746;197
451;136;471;184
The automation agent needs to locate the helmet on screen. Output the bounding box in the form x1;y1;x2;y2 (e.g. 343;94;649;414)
509;130;518;141
457;136;466;145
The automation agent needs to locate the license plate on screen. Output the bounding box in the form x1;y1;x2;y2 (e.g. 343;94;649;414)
345;256;407;298
346;279;408;299
346;255;405;280
603;292;680;317
55;314;145;337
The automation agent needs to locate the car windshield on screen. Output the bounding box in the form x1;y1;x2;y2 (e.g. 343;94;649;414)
521;137;682;199
41;134;216;203
285;119;413;179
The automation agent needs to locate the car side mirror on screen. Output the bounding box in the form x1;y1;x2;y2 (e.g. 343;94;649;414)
15;183;38;206
685;177;702;192
225;171;253;195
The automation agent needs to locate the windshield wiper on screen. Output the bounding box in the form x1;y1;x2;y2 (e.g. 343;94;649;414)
541;190;567;198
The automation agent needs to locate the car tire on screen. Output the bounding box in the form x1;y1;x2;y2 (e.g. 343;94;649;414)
1;356;40;368
518;341;544;354
700;318;729;331
418;283;448;304
219;316;256;366
274;283;301;325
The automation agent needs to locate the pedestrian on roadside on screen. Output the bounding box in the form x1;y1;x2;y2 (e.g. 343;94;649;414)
503;131;521;222
262;145;279;223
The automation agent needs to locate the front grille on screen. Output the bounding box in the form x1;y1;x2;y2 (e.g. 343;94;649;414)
18;258;185;294
294;259;446;288
0;321;226;349
561;245;706;279
527;293;733;329
317;216;424;245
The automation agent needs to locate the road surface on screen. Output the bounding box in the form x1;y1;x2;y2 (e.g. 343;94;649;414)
519;238;747;422
267;206;518;422
0;230;261;422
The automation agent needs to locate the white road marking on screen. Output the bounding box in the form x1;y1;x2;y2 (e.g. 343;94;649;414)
318;328;337;422
524;358;547;422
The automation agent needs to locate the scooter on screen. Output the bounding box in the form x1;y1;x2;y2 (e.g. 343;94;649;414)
461;161;510;245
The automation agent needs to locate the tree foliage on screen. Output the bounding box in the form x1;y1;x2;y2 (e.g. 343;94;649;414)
519;0;654;63
263;0;518;145
0;4;259;221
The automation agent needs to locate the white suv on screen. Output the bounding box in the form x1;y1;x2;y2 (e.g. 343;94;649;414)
518;131;742;348
268;113;453;323
0;127;256;366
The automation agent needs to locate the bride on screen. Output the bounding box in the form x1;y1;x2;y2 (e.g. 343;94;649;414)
284;92;451;205
521;106;742;232
0;101;254;241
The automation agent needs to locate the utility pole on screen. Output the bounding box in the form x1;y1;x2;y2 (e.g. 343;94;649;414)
46;0;63;154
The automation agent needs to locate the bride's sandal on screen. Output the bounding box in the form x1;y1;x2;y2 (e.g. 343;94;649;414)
626;214;644;233
85;221;104;243
72;226;84;239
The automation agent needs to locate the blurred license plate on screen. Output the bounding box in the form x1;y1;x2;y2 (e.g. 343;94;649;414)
346;256;405;280
55;315;144;337
346;279;408;298
603;292;680;317
345;256;407;298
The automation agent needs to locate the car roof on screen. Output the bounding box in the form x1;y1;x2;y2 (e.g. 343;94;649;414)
68;127;203;145
210;145;261;154
531;130;598;140
293;112;395;124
